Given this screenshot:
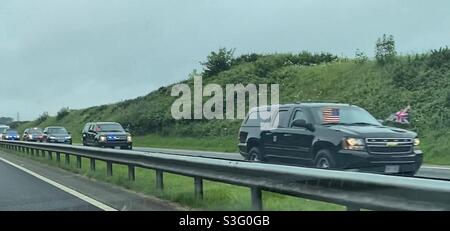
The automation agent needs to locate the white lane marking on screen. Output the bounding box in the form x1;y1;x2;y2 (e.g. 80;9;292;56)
422;165;450;170
0;156;117;211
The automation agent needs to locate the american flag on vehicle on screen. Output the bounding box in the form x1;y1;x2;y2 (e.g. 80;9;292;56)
322;108;340;123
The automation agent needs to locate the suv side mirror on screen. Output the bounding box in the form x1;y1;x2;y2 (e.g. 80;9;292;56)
377;119;384;124
291;119;315;131
125;128;130;132
291;119;307;128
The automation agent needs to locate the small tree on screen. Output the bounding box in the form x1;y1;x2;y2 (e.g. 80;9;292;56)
200;48;235;77
36;112;49;124
375;34;397;64
355;49;368;63
56;107;70;120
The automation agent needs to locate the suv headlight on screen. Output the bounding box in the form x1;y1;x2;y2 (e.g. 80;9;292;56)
99;136;106;142
343;138;365;151
127;135;132;142
414;138;420;146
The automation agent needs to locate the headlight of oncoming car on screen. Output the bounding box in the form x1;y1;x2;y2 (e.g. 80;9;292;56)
99;136;106;142
342;138;365;151
127;135;132;142
414;138;420;146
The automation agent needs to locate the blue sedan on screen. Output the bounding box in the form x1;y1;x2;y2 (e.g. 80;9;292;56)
1;129;20;140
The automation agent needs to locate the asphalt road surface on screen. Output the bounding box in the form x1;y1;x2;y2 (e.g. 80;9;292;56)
0;150;183;211
0;157;101;211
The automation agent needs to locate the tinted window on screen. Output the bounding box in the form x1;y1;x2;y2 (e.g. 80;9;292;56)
293;110;308;122
29;128;43;134
6;129;18;134
310;106;381;125
47;128;68;134
97;124;124;132
273;110;290;128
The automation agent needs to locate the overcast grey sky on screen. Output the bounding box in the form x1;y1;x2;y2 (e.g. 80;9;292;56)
1;0;449;120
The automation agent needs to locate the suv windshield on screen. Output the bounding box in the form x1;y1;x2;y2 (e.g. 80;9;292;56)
311;106;381;126
48;128;68;134
98;124;124;132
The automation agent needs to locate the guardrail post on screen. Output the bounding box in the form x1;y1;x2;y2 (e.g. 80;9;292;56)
30;148;34;156
26;147;30;155
106;161;113;176
251;187;263;211
48;151;53;160
128;165;135;181
56;152;61;162
76;156;82;169
41;150;45;157
194;177;203;200
156;170;164;191
90;158;96;172
65;154;70;165
346;205;360;211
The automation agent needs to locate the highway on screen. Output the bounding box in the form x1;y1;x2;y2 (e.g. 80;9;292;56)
0;150;183;211
0;156;101;211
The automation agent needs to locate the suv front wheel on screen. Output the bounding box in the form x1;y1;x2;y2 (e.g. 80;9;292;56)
248;147;263;162
315;149;337;169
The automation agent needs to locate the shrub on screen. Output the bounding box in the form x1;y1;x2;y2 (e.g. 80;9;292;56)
56;107;70;120
200;48;235;78
36;112;49;124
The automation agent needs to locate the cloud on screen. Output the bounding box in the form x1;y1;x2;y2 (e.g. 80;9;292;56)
1;0;449;120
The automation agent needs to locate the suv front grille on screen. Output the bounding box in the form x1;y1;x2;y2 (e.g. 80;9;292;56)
366;138;413;155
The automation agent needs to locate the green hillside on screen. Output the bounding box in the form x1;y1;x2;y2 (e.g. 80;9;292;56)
17;48;450;165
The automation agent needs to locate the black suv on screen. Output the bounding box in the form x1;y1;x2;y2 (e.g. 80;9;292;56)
82;122;132;150
43;126;72;144
238;103;423;175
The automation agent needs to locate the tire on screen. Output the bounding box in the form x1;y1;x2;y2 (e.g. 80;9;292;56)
315;149;337;169
248;147;264;162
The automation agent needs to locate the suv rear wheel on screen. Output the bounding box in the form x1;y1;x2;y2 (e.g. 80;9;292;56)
248;147;263;162
315;149;337;169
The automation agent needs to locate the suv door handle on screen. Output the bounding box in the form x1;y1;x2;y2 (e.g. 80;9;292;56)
283;134;292;137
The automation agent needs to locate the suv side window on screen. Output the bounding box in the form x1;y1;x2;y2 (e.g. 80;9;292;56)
293;110;308;121
272;109;290;128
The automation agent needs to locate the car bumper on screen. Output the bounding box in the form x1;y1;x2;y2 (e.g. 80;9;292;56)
47;139;72;144
336;149;423;174
98;141;132;148
4;137;20;141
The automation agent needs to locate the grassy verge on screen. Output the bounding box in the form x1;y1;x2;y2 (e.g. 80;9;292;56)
2;147;343;211
133;134;239;153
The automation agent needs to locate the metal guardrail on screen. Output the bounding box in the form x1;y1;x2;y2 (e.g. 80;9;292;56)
1;140;450;211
